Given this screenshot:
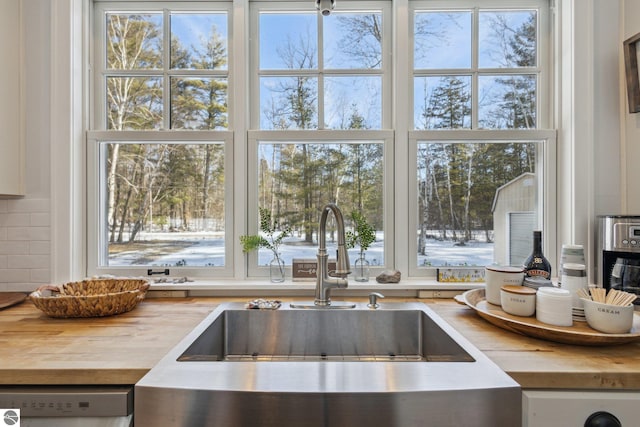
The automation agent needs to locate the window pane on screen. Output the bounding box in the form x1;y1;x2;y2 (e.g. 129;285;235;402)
259;77;318;129
259;13;317;70
416;142;538;267
171;77;228;129
479;11;537;68
414;76;471;129
102;142;225;267
414;11;471;69
106;77;163;130
478;75;537;129
325;76;381;129
324;13;382;69
106;13;163;70
258;142;384;266
170;13;228;70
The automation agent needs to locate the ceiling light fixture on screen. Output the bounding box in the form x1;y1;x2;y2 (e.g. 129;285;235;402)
315;0;336;16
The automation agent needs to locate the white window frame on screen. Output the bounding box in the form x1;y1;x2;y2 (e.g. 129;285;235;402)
88;1;236;278
408;129;557;277
407;0;555;277
82;0;557;282
410;0;551;129
245;1;394;278
86;130;236;278
92;1;234;131
246;130;395;278
249;1;392;130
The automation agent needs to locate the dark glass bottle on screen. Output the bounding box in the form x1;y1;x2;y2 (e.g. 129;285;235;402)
524;230;552;279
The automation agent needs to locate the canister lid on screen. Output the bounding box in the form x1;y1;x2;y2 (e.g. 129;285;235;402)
523;276;553;289
537;287;571;298
486;265;524;273
501;285;537;295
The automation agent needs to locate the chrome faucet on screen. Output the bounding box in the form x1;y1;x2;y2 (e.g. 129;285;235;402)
314;203;351;306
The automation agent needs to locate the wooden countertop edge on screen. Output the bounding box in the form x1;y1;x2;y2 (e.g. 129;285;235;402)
1;369;638;390
0;368;148;386
3;370;639;390
506;372;640;390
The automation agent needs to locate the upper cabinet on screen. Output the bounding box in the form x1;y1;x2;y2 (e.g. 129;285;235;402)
0;0;25;196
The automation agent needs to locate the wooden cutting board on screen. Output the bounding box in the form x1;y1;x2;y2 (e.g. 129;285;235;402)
0;292;27;309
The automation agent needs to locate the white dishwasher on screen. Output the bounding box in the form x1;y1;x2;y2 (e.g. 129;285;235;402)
523;389;639;426
0;386;133;427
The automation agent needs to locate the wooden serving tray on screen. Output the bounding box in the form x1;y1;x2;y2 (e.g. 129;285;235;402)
0;292;27;310
459;288;640;346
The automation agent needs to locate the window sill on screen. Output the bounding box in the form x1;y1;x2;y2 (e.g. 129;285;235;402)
146;278;483;298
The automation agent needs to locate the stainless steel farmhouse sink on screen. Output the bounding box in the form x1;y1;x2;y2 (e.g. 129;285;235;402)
135;302;521;427
176;305;474;362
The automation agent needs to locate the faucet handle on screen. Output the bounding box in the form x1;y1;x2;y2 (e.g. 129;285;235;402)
368;292;385;309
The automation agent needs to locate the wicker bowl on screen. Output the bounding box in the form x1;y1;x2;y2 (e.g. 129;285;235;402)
29;278;150;318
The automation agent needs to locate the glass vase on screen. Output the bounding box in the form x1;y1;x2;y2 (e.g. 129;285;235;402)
270;254;285;283
354;253;370;282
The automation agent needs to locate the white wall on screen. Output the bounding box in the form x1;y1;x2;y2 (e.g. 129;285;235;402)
593;1;623;215
623;0;640;212
0;0;51;292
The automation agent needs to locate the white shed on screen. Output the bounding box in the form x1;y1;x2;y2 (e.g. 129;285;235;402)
491;172;537;266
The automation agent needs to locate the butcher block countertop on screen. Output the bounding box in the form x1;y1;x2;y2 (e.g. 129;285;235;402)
1;295;639;390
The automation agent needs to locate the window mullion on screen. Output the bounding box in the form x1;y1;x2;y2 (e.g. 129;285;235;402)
472;6;479;130
317;12;325;130
163;8;171;129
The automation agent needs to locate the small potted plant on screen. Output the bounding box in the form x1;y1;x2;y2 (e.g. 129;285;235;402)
346;211;376;282
240;208;291;282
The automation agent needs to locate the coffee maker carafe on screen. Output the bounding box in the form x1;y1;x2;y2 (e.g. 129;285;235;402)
597;215;640;305
610;258;640;303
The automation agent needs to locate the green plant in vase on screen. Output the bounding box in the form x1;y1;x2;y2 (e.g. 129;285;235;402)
240;208;291;282
346;211;376;282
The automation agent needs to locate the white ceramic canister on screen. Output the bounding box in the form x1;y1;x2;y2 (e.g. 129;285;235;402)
560;262;588;308
536;287;573;327
558;244;585;286
500;285;537;317
485;265;525;306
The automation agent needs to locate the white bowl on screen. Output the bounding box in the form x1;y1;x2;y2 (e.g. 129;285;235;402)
485;266;525;306
581;298;634;334
500;285;536;317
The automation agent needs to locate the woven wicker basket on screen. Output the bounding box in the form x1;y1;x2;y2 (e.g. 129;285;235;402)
29;278;150;318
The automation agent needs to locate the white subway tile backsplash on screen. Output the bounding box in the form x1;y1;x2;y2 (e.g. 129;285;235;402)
0;213;31;227
29;241;50;255
0;269;31;283
30;268;50;283
0;241;29;255
30;212;50;227
6;227;30;241
5;282;36;292
28;227;50;241
6;198;49;213
9;254;50;269
7;226;50;241
0;197;51;290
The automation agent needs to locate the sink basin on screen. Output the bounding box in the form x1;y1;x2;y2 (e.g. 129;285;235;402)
178;307;475;362
135;302;521;427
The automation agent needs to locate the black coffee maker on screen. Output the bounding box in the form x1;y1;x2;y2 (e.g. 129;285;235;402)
598;215;640;305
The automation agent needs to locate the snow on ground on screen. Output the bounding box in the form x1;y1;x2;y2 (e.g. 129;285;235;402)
109;231;494;267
